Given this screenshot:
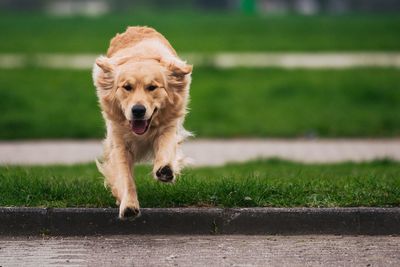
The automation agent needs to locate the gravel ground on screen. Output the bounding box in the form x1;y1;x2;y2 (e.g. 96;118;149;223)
1;235;399;266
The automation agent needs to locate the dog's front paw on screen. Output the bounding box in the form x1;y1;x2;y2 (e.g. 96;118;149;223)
156;165;174;182
120;206;140;220
119;198;140;220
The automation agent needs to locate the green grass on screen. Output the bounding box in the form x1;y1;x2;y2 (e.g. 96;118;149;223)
0;67;399;139
0;13;400;53
0;159;399;208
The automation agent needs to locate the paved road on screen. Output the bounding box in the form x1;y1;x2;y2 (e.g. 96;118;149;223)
1;235;399;266
0;139;399;166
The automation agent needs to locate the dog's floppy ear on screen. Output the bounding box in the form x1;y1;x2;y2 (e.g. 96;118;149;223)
168;62;192;77
161;59;192;105
93;56;124;121
95;56;114;73
157;56;192;78
93;56;115;91
165;61;192;78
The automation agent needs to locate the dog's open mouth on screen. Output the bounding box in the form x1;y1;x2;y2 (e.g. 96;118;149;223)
130;109;157;135
130;119;150;135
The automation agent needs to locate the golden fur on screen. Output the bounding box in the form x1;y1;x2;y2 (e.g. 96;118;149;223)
92;26;192;219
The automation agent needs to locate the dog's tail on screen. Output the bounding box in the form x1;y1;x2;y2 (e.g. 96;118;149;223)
175;125;195;170
95;157;104;175
95;157;110;189
177;124;194;144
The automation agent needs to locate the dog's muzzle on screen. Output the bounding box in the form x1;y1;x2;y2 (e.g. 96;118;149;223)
130;108;157;135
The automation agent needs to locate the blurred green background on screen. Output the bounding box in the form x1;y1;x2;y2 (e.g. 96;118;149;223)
1;0;399;139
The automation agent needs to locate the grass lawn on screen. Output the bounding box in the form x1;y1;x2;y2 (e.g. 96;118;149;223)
0;13;399;53
0;67;399;139
0;159;399;208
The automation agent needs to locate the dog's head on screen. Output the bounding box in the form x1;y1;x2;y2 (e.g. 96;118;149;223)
93;56;192;135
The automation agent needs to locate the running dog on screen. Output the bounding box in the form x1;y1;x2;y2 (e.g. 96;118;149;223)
92;26;192;219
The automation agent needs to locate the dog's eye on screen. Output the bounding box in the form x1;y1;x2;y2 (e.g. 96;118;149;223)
123;84;132;91
147;85;158;91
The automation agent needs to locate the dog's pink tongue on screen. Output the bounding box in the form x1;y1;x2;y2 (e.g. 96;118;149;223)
131;120;148;135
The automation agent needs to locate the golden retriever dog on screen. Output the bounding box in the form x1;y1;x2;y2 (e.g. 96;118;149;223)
92;26;192;219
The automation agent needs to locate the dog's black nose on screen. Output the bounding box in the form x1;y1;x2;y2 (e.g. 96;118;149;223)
132;105;146;119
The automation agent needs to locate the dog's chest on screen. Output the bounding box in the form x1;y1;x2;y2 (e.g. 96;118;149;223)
128;137;154;162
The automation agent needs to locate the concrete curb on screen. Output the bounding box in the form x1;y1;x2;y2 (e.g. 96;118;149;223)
1;207;399;236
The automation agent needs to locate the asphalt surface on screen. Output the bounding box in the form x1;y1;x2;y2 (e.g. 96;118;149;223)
1;139;399;166
1;235;400;266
